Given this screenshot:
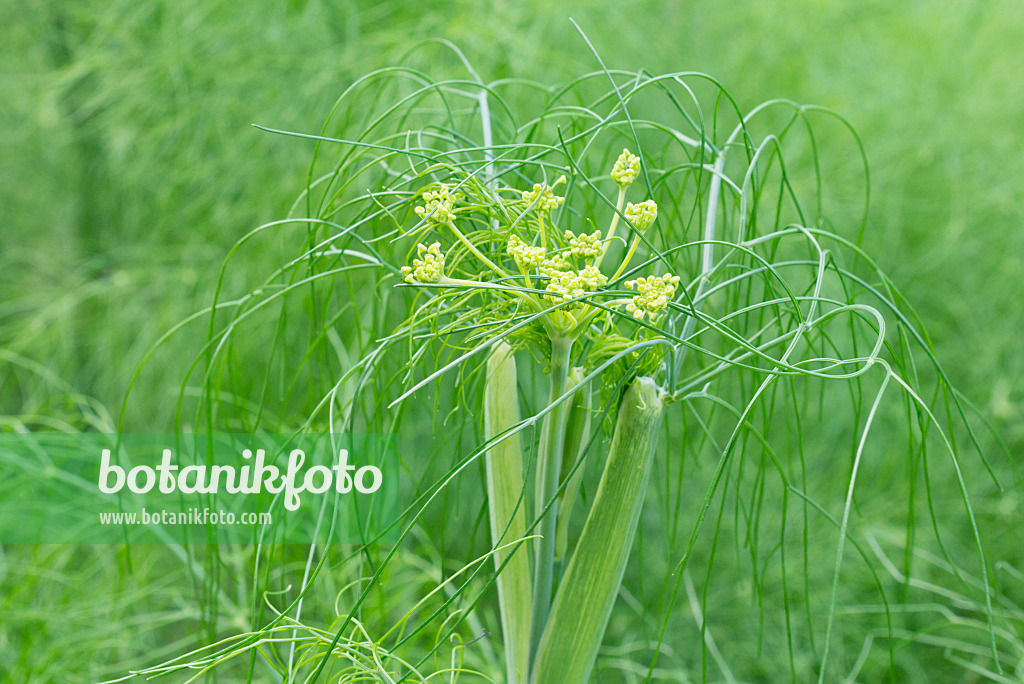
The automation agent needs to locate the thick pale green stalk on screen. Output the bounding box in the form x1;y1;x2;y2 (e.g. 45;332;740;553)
531;377;665;684
594;186;626;269
484;342;533;684
530;336;573;654
555;368;591;563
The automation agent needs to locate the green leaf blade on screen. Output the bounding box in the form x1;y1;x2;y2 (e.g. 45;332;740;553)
532;376;665;684
485;341;534;684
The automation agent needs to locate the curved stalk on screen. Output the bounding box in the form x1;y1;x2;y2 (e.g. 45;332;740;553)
610;233;643;282
673;150;726;376
594;186;627;269
446;220;509;277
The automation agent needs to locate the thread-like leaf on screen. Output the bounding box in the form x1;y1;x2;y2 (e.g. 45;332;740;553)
484;341;533;684
532;376;665;684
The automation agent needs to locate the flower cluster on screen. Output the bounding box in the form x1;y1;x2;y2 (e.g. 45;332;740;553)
402;152;679;343
507;234;546;270
611;149;641;187
538;255;572;277
566;229;603;261
624;200;658;232
578;265;608;289
522;176;567;214
544;264;608;303
414;185;457;225
624;273;680;320
401;242;446;284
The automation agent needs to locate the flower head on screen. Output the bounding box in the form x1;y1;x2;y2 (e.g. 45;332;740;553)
522;175;567;214
507;234;547;270
577;264;609;290
401;242;446;284
538;255;573;277
623;273;680;320
624;200;658;232
542;263;608;304
414;184;457;225
565;229;603;261
611;149;641;187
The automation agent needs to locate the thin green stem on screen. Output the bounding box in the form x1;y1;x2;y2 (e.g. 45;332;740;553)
440;276;543;311
673;151;725;376
530;335;573;656
610;233;643;282
594;186;627;269
446;220;509;277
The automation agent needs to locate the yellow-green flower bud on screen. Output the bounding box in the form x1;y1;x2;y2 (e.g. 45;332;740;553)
623;273;680;320
538;255;573;277
401;242;446;284
544;272;581;303
543;265;608;303
507;234;547;270
624;200;658;232
522;176;567;214
565;229;603;261
577;264;609;290
414;184;457;225
611;149;641;187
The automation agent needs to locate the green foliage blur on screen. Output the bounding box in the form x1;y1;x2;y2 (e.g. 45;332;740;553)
4;0;1022;437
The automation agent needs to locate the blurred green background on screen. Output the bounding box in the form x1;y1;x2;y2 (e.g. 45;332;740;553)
3;0;1022;438
2;0;1022;680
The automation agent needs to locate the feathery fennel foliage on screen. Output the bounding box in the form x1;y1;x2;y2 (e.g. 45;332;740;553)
126;39;1022;683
